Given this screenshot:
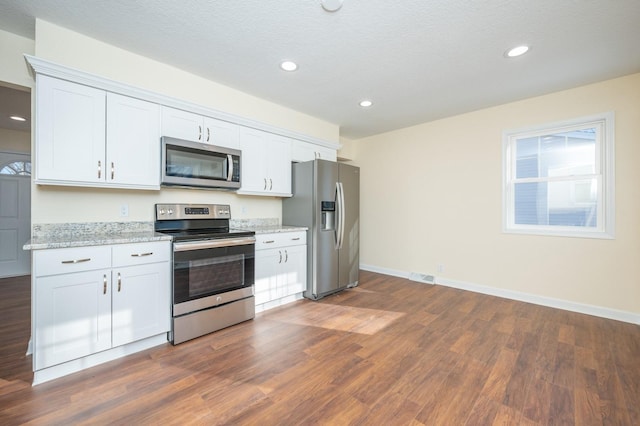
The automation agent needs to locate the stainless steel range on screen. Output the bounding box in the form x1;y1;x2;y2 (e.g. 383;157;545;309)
154;203;255;345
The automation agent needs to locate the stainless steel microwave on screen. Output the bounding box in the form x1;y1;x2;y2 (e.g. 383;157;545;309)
161;137;241;190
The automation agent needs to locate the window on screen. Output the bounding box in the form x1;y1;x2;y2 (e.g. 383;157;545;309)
503;112;614;239
0;160;31;176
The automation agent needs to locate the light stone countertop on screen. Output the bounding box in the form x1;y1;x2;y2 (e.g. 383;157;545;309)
230;218;307;235
23;219;307;250
23;222;171;251
243;225;308;235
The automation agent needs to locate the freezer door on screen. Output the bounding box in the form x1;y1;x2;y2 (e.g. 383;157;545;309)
314;160;340;297
338;163;360;288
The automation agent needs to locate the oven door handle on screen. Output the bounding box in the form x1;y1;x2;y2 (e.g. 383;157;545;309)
174;236;256;252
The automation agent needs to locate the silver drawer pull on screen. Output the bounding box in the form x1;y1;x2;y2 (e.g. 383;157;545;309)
263;240;275;244
131;252;153;257
61;258;91;264
291;237;300;241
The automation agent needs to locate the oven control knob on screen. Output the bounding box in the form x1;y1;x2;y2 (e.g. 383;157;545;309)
159;209;165;215
168;209;174;215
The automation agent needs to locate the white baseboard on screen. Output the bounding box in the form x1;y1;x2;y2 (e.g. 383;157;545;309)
360;264;640;325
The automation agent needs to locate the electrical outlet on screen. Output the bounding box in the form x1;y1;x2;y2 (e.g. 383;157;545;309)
120;204;129;217
437;264;445;273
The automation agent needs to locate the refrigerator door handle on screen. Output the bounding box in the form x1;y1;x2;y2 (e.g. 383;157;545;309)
336;181;346;250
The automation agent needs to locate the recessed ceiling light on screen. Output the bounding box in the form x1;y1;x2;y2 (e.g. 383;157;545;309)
321;0;344;12
280;61;298;72
9;115;27;122
505;45;530;58
359;100;373;108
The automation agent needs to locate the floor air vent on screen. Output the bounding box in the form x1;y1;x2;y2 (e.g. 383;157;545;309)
408;272;435;284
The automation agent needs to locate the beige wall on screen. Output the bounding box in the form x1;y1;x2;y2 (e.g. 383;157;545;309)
0;29;34;89
353;73;640;315
0;128;30;153
20;21;340;224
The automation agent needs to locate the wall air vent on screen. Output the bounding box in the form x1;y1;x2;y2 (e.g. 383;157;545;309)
408;272;435;284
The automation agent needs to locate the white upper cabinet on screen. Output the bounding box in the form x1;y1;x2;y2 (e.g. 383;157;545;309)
161;106;239;149
238;127;292;196
291;140;337;162
36;75;161;189
203;116;240;149
106;93;161;188
36;75;106;184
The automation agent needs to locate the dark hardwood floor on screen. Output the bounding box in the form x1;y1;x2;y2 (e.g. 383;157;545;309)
0;271;638;425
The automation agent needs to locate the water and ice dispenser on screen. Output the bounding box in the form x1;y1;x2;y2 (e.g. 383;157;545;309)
321;201;335;231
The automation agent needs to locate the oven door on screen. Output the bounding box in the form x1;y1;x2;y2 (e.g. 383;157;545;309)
173;237;255;307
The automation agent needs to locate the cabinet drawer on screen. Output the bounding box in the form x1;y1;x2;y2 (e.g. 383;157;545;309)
112;242;170;267
34;246;111;277
255;231;306;251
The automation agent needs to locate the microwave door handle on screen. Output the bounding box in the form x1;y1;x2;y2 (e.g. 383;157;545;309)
227;154;233;181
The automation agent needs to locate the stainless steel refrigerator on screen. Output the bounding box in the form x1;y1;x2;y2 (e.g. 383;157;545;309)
282;159;359;300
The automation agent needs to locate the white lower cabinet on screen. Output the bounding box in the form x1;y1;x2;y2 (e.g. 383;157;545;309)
254;231;307;310
33;242;170;371
111;262;170;347
35;269;112;370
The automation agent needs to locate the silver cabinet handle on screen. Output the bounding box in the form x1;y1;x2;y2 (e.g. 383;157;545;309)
131;252;153;257
61;258;91;264
117;272;121;292
291;237;300;241
207;127;210;142
198;125;202;140
97;160;101;178
269;178;273;190
111;162;114;180
263;178;267;190
263;240;275;244
103;274;107;295
278;250;282;264
284;249;288;263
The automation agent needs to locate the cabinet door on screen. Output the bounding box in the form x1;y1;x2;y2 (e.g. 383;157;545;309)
315;145;337;162
281;244;307;296
35;270;112;370
36;75;106;184
291;140;337;163
203;117;240;149
239;127;269;193
254;249;280;305
266;134;292;196
112;262;171;347
161;106;204;142
238;127;291;196
106;93;161;189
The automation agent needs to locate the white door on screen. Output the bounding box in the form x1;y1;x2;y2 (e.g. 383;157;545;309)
0;152;31;278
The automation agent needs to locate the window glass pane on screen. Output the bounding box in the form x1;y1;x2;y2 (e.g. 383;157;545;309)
515;128;596;179
0;161;32;176
514;179;598;227
515;137;539;178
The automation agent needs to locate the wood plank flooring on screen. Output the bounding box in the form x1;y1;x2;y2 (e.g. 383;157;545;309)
0;271;638;425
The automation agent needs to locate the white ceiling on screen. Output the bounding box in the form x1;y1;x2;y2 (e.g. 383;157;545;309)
0;0;639;139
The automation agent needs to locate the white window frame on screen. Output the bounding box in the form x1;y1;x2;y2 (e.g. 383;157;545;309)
502;112;615;239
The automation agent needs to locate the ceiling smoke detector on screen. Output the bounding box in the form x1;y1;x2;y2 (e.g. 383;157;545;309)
321;0;343;12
